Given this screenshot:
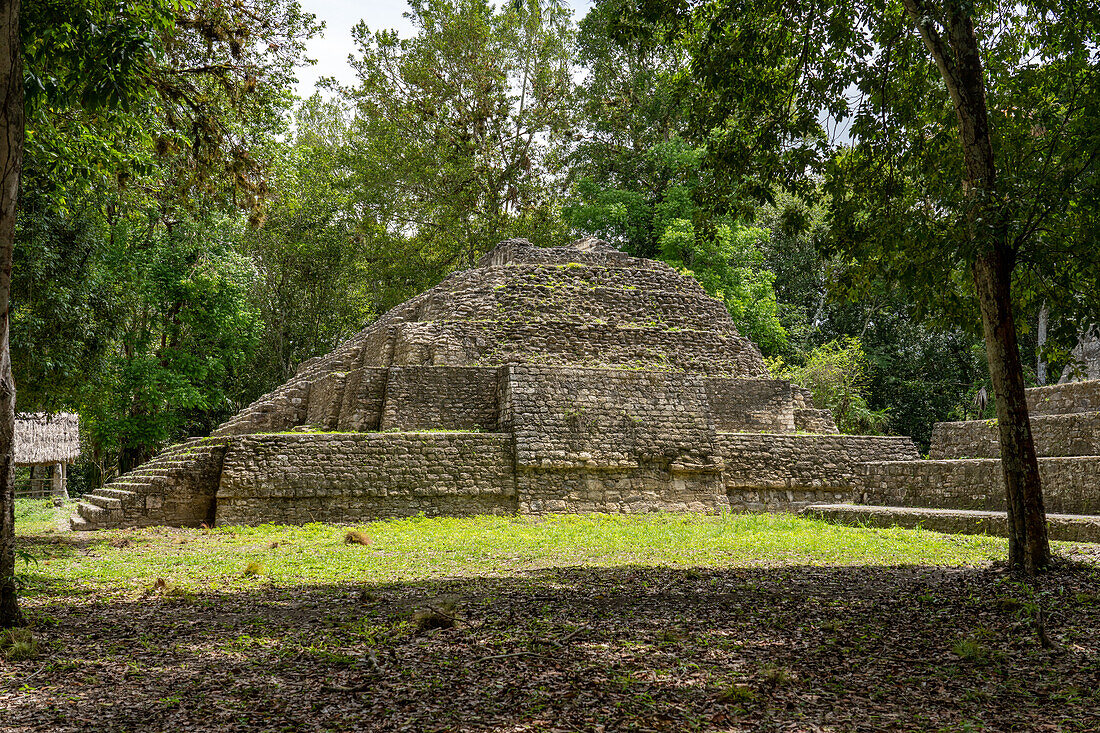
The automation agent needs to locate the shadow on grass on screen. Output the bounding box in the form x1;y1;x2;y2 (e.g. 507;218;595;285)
4;563;1100;733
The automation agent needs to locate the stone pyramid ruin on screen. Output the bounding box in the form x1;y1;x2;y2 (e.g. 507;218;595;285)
71;237;921;530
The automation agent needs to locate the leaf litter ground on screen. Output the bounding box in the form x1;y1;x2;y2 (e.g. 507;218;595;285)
3;504;1100;732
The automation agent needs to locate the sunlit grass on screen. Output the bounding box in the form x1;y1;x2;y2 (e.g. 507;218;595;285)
13;497;72;534
12;497;1013;600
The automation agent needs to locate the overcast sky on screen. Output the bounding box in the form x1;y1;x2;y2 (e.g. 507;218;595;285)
295;0;594;96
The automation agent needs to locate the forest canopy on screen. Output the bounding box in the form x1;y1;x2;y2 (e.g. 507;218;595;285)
11;0;1098;489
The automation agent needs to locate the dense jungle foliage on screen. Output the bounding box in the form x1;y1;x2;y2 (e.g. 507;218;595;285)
12;0;1097;489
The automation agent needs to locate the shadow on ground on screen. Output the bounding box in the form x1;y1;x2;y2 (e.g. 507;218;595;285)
3;563;1100;732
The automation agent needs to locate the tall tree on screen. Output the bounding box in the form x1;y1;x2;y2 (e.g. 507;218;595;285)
1;0;316;627
0;0;25;628
237;97;374;393
336;0;576;282
567;0;788;353
626;0;1100;572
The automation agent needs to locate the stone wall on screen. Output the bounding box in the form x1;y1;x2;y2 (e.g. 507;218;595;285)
1026;379;1100;416
794;409;839;434
380;367;501;431
503;365;719;469
514;466;727;515
215;433;517;526
860;457;1100;515
337;368;388;431
930;411;1100;459
502;365;727;514
706;379;795;433
719;433;921;511
305;371;347;431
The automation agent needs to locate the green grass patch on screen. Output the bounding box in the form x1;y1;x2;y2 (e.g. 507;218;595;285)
14;497;71;535
15;501;1009;598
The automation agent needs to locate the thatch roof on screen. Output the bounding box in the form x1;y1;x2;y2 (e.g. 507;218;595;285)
14;413;80;465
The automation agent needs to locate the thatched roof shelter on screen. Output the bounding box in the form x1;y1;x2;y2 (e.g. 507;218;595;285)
15;413;80;465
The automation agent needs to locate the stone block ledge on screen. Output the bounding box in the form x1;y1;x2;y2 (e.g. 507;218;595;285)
860;455;1100;515
801;503;1100;544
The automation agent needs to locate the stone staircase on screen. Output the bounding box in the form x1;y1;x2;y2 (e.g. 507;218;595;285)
805;379;1100;544
70;437;228;530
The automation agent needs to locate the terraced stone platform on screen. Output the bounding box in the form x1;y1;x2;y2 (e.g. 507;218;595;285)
806;379;1100;542
70;238;919;530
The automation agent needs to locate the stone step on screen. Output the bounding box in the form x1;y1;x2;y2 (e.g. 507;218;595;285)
83;493;122;510
127;467;173;478
96;487;138;501
69;437;229;531
419;287;735;330
106;479;165;492
76;501;117;523
148;450;215;464
801;503;1100;544
140;458;211;473
156;439;213;457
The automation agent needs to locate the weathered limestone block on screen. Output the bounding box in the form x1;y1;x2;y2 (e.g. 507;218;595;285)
859;456;1100;515
930;411;1100;459
718;433;920;511
215;432;518;526
706;378;796;433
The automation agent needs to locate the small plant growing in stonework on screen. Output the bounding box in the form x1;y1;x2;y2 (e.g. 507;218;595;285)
564;407;592;433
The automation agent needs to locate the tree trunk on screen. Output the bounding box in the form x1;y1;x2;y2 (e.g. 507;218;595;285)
1037;302;1049;386
0;0;23;628
902;0;1050;573
973;251;1050;573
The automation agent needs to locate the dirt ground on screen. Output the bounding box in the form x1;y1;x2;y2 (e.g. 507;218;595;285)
3;550;1100;732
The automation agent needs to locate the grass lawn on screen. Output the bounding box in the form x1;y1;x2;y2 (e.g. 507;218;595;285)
4;498;1100;732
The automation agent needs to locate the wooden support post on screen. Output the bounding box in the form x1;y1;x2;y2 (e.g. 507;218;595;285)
50;462;67;506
